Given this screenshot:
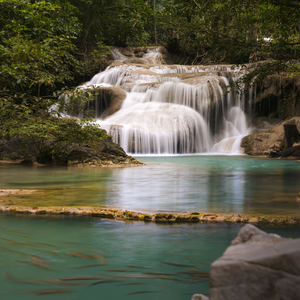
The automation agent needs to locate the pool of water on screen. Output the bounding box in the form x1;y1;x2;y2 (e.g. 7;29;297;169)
1;156;300;215
0;214;300;300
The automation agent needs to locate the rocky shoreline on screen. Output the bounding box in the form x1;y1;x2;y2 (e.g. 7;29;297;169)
0;204;300;225
0;136;143;167
241;117;300;158
192;224;300;300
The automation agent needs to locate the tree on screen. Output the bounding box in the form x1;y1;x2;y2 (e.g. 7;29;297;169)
2;115;108;164
0;0;81;116
156;0;300;67
69;0;152;48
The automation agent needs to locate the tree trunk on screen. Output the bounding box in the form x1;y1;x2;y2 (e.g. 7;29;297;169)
284;124;300;149
269;123;300;158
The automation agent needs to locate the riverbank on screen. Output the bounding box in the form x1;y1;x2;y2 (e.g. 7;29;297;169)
1;205;300;225
0;135;143;167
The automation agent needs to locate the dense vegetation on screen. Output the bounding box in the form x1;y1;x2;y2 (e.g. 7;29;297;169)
0;0;299;162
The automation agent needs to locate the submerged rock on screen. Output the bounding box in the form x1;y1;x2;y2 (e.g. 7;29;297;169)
191;295;209;300
208;224;300;300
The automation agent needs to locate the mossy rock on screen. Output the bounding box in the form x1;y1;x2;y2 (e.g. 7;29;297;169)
141;214;152;220
122;211;139;219
36;210;48;214
123;211;133;218
155;213;174;220
175;215;190;221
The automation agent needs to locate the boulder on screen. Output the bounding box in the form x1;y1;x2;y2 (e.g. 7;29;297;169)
209;224;300;300
79;86;126;119
0;137;38;160
0;135;142;166
67;137;142;166
135;51;145;58
97;87;127;119
241;116;300;156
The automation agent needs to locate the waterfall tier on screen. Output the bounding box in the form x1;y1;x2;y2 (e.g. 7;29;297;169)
71;47;252;155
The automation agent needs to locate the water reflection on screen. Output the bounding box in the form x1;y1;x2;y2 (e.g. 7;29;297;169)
106;156;300;215
0;164;112;207
1;156;300;215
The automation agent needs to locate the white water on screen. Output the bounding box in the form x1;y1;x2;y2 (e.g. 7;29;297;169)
74;48;252;154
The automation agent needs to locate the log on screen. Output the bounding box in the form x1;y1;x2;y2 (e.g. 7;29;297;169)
269;122;300;158
270;145;300;158
284;124;300;149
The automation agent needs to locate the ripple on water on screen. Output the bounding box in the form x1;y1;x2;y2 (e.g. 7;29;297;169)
0;214;300;299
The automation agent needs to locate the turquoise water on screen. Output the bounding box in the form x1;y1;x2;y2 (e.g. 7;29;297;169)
1;156;300;215
1;156;300;299
0;214;300;300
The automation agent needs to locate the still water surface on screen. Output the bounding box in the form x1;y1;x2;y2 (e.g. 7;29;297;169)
1;156;300;215
1;156;300;299
0;214;300;300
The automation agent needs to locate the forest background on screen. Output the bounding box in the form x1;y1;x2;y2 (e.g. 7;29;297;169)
0;0;299;162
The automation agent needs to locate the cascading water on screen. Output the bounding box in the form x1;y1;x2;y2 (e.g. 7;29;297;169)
70;47;252;155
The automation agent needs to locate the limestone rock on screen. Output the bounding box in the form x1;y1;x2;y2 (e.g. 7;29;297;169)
191;294;209;300
0;135;142;167
79;86;126;119
135;51;145;58
209;224;300;300
97;87;127;118
241;116;300;156
67;137;142;166
123;57;148;64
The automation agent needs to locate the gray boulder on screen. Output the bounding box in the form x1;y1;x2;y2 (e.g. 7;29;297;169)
209;224;300;300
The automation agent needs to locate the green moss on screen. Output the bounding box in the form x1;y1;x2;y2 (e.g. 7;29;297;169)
123;211;133;218
175;215;189;221
154;213;173;220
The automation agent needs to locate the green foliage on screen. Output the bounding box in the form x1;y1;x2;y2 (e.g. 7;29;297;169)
0;0;81;94
1;0;299;165
156;0;300;66
2;116;108;163
69;0;152;47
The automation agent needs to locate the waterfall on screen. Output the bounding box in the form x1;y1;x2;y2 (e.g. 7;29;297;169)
70;48;252;155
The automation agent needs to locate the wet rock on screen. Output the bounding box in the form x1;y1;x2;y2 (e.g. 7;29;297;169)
79;86;126;119
135;52;145;58
191;294;209;300
117;47;135;57
123;58;148;64
209;224;300;300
